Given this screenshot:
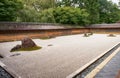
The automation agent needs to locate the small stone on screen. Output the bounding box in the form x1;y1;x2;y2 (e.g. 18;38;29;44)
10;53;21;57
83;33;89;37
48;44;53;46
108;34;116;37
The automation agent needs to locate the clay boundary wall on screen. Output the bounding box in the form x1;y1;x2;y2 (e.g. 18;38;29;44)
0;28;120;42
0;22;120;41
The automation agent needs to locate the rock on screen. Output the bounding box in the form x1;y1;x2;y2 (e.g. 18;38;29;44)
115;70;120;78
11;44;21;52
83;33;89;37
10;53;21;57
21;37;36;48
108;34;116;37
0;54;3;58
10;37;37;52
88;32;93;35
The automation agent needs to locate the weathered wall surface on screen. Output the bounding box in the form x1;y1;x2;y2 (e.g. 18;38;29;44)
0;22;65;30
90;28;120;33
1;28;120;42
90;23;120;28
0;22;120;42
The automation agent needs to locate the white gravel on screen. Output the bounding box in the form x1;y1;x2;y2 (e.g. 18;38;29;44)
0;34;120;78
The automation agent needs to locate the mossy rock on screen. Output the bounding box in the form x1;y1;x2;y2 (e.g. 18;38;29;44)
11;37;42;52
108;34;116;37
11;46;42;52
83;32;93;37
83;33;90;37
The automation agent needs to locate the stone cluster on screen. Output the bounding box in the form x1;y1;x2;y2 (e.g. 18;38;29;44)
11;37;36;52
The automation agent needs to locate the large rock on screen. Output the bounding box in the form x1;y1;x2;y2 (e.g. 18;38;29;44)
21;37;36;48
11;37;37;52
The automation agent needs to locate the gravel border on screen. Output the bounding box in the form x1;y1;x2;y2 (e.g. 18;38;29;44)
74;43;120;78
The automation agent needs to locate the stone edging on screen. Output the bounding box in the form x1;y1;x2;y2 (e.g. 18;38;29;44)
0;61;21;78
85;47;120;78
66;43;120;78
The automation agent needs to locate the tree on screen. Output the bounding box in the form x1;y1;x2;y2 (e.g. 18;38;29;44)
56;0;99;24
99;0;120;23
80;0;99;24
57;0;120;24
39;8;56;23
21;0;56;11
53;7;89;25
17;0;56;22
56;0;72;7
0;0;23;21
18;7;40;22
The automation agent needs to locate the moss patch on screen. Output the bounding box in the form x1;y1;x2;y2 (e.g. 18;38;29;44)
40;37;51;40
40;36;55;40
11;46;42;52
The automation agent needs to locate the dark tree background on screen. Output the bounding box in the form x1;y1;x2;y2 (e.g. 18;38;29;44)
0;0;120;25
0;0;23;21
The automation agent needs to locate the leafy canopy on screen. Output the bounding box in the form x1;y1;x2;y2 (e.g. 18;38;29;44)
53;7;89;25
0;0;23;21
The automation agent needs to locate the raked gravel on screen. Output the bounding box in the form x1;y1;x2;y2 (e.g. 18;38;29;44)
0;34;120;78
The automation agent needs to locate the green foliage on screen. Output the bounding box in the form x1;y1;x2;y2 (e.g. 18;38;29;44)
39;8;55;23
37;0;56;10
56;0;99;24
53;7;89;25
0;0;23;21
99;0;120;23
1;0;120;25
84;0;99;24
18;7;40;22
56;0;72;7
17;0;56;22
57;0;120;24
20;0;56;11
